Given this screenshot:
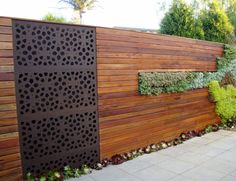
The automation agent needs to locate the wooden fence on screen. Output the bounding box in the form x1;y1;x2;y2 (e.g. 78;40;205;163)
96;27;223;158
0;17;22;181
0;16;224;180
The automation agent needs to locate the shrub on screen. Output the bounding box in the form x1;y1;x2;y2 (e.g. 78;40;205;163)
208;81;236;122
225;0;236;35
200;0;234;43
160;0;204;39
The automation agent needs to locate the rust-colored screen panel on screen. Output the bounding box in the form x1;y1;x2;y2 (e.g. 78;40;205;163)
12;20;99;176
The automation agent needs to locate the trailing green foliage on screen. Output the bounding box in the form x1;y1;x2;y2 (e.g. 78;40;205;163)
208;81;236;121
139;45;236;95
160;0;204;39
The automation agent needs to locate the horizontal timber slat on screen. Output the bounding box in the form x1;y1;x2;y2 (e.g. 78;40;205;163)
0;58;14;66
0;18;12;27
0;42;13;50
0;50;13;58
97;62;216;70
97;57;216;64
0;137;19;150
0;66;14;73
98;75;137;82
0;96;16;104
0;26;12;35
0;88;15;97
0;103;16;111
0;81;15;89
0;167;22;178
97;47;219;58
0;125;18;134
0;111;17;120
0;146;20;157
0;173;22;181
0;118;17;127
0;73;14;81
0;34;13;42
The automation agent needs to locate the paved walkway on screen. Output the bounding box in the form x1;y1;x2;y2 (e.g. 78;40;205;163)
69;130;236;181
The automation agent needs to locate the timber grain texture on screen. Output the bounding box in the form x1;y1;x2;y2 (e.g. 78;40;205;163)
0;17;22;181
96;27;223;159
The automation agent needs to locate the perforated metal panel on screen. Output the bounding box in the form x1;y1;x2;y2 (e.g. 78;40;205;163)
12;20;99;176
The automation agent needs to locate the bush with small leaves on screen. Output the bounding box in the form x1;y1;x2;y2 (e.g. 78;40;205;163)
208;81;236;122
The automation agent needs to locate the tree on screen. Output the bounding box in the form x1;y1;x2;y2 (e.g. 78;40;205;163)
225;0;236;35
160;0;204;39
42;13;66;23
200;0;234;43
60;0;97;24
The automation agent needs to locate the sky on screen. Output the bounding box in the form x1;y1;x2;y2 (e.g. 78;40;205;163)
0;0;171;29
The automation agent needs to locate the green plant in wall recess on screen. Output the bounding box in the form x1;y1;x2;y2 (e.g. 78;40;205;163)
208;81;236;122
139;72;196;95
139;44;236;95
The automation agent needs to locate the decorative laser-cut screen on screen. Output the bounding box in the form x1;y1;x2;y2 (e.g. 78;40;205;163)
12;20;99;176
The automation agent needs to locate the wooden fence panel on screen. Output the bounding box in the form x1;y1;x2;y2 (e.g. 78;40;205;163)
0;17;22;181
96;27;223;158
